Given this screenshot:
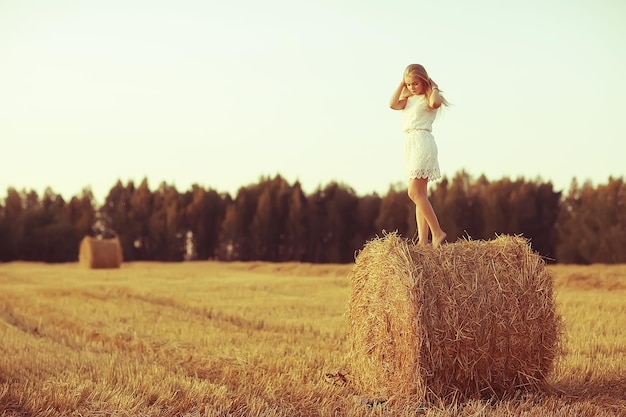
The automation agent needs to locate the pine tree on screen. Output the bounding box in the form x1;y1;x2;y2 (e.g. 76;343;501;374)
129;178;153;259
217;203;244;261
149;182;182;261
283;182;308;261
250;187;277;261
181;186;227;260
375;185;410;237
101;180;135;260
0;188;23;260
350;193;381;254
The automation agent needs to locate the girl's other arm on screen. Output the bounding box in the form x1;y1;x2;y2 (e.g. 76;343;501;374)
389;80;408;110
428;83;443;109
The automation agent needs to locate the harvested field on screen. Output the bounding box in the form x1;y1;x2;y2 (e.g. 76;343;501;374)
0;258;625;416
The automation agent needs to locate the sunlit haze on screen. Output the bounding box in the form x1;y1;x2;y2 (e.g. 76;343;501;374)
1;0;625;204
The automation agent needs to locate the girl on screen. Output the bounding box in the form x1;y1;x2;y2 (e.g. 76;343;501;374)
389;64;448;248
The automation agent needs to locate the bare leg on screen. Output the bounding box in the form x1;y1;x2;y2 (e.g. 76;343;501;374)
408;178;447;248
416;208;429;245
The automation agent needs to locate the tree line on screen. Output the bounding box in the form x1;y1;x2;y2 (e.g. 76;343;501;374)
0;172;624;264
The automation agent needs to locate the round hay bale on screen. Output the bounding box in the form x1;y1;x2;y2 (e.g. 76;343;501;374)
79;236;123;269
346;233;563;403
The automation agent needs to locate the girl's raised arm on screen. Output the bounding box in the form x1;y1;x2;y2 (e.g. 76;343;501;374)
389;80;408;110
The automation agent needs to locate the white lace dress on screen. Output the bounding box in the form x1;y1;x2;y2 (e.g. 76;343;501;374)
402;94;441;181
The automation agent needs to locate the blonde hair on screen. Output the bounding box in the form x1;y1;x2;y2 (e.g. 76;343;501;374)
402;63;449;108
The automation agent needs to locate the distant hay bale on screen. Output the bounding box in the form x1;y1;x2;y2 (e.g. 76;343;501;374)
79;236;123;269
346;233;563;403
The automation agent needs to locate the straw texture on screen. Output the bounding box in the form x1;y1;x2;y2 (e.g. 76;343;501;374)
79;236;123;269
346;233;562;403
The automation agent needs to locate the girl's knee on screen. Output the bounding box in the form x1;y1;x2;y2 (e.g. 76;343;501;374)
408;186;427;202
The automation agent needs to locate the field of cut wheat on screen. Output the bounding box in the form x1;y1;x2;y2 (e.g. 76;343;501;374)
0;260;625;417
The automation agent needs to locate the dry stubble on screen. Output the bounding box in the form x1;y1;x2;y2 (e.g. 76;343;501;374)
0;260;624;416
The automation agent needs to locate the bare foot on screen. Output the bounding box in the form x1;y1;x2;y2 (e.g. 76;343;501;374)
432;232;447;249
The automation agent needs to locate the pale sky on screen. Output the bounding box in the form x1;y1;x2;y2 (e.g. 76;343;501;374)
1;0;625;204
